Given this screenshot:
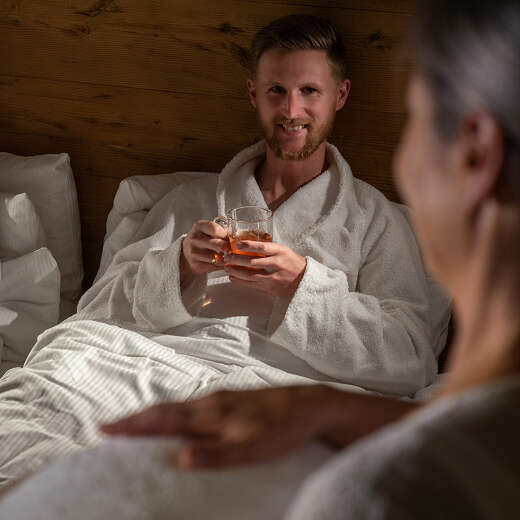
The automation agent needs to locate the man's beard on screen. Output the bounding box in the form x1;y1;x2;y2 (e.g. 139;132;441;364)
261;112;335;161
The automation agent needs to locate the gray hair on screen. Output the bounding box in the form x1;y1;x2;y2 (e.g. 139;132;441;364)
414;0;520;199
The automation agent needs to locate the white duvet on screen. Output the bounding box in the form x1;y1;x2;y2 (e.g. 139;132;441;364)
0;142;449;501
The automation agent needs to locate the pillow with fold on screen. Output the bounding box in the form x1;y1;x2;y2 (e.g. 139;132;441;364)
0;192;47;258
0;152;83;316
105;172;209;236
95;172;210;282
0;248;60;364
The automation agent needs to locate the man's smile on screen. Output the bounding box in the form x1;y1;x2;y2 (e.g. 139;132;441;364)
276;123;309;136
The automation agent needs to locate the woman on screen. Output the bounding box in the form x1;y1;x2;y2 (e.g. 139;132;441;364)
2;0;520;518
283;1;520;517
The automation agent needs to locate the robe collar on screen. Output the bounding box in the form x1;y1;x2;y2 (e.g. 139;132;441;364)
216;140;352;247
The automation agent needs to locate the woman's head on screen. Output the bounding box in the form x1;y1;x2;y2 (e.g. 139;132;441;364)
394;0;520;288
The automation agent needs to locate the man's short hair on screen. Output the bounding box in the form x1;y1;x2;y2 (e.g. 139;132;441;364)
250;14;348;81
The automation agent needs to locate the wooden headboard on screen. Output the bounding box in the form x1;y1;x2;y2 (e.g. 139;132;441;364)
1;0;414;288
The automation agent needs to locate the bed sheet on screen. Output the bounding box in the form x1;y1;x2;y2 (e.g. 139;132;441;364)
0;317;362;486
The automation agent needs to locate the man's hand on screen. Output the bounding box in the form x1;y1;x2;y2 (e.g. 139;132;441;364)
224;241;307;298
181;220;230;277
100;386;330;470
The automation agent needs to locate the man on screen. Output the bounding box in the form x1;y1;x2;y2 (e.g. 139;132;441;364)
0;14;448;490
78;14;445;394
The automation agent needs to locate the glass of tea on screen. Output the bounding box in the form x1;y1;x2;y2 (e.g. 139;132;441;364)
213;206;273;265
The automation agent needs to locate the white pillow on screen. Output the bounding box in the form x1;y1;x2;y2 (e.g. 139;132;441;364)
0;191;59;365
0;192;46;258
95;172;210;282
0;152;83;308
0;248;60;363
106;172;209;236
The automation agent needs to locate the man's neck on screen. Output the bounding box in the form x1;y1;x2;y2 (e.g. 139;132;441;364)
256;141;328;210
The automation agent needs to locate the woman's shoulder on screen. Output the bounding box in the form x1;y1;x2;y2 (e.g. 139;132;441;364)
288;375;520;520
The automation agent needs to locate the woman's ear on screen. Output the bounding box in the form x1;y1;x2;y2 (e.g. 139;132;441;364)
458;111;505;210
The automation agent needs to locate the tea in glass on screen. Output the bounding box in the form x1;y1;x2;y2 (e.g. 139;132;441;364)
213;206;273;266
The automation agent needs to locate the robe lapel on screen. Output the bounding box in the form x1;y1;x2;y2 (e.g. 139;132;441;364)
216;141;351;247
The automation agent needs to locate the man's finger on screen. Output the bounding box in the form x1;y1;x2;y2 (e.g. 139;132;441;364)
196;220;228;239
191;237;229;253
223;254;272;269
188;250;214;264
233;240;280;256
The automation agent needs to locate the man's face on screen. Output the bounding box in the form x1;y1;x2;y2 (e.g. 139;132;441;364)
247;49;349;161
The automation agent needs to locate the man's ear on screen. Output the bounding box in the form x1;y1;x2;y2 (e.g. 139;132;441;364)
246;78;257;109
336;79;351;111
458;111;505;210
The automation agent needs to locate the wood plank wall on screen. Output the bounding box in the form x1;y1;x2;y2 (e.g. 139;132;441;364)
1;0;415;288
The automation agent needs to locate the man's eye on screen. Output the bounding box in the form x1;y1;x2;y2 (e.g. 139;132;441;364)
268;86;284;94
301;87;318;94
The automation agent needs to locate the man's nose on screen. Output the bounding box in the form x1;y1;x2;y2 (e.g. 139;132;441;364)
282;91;303;119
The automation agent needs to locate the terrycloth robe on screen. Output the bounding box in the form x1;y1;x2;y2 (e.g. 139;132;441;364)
78;141;446;396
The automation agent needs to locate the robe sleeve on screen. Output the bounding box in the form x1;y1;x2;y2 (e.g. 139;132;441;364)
269;207;442;396
131;234;195;330
77;227;195;332
77;175;219;331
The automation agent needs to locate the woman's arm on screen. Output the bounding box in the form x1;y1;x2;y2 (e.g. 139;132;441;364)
319;387;421;447
101;385;421;470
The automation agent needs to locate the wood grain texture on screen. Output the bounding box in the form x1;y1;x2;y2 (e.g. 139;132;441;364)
1;0;412;108
1;0;414;287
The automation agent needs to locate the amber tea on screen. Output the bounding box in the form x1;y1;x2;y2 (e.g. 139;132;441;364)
229;230;273;257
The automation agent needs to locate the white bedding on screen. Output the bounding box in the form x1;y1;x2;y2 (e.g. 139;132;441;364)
0;191;61;366
0;318;344;485
0;151;84;369
0;248;60;365
0;152;83;311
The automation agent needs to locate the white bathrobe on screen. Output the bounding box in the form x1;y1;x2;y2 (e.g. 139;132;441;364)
78;140;445;395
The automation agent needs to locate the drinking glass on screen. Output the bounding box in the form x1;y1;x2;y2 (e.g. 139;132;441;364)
213;206;273;264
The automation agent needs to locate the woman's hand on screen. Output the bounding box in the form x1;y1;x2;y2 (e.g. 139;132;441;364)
100;386;418;470
223;240;307;298
101;386;331;470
